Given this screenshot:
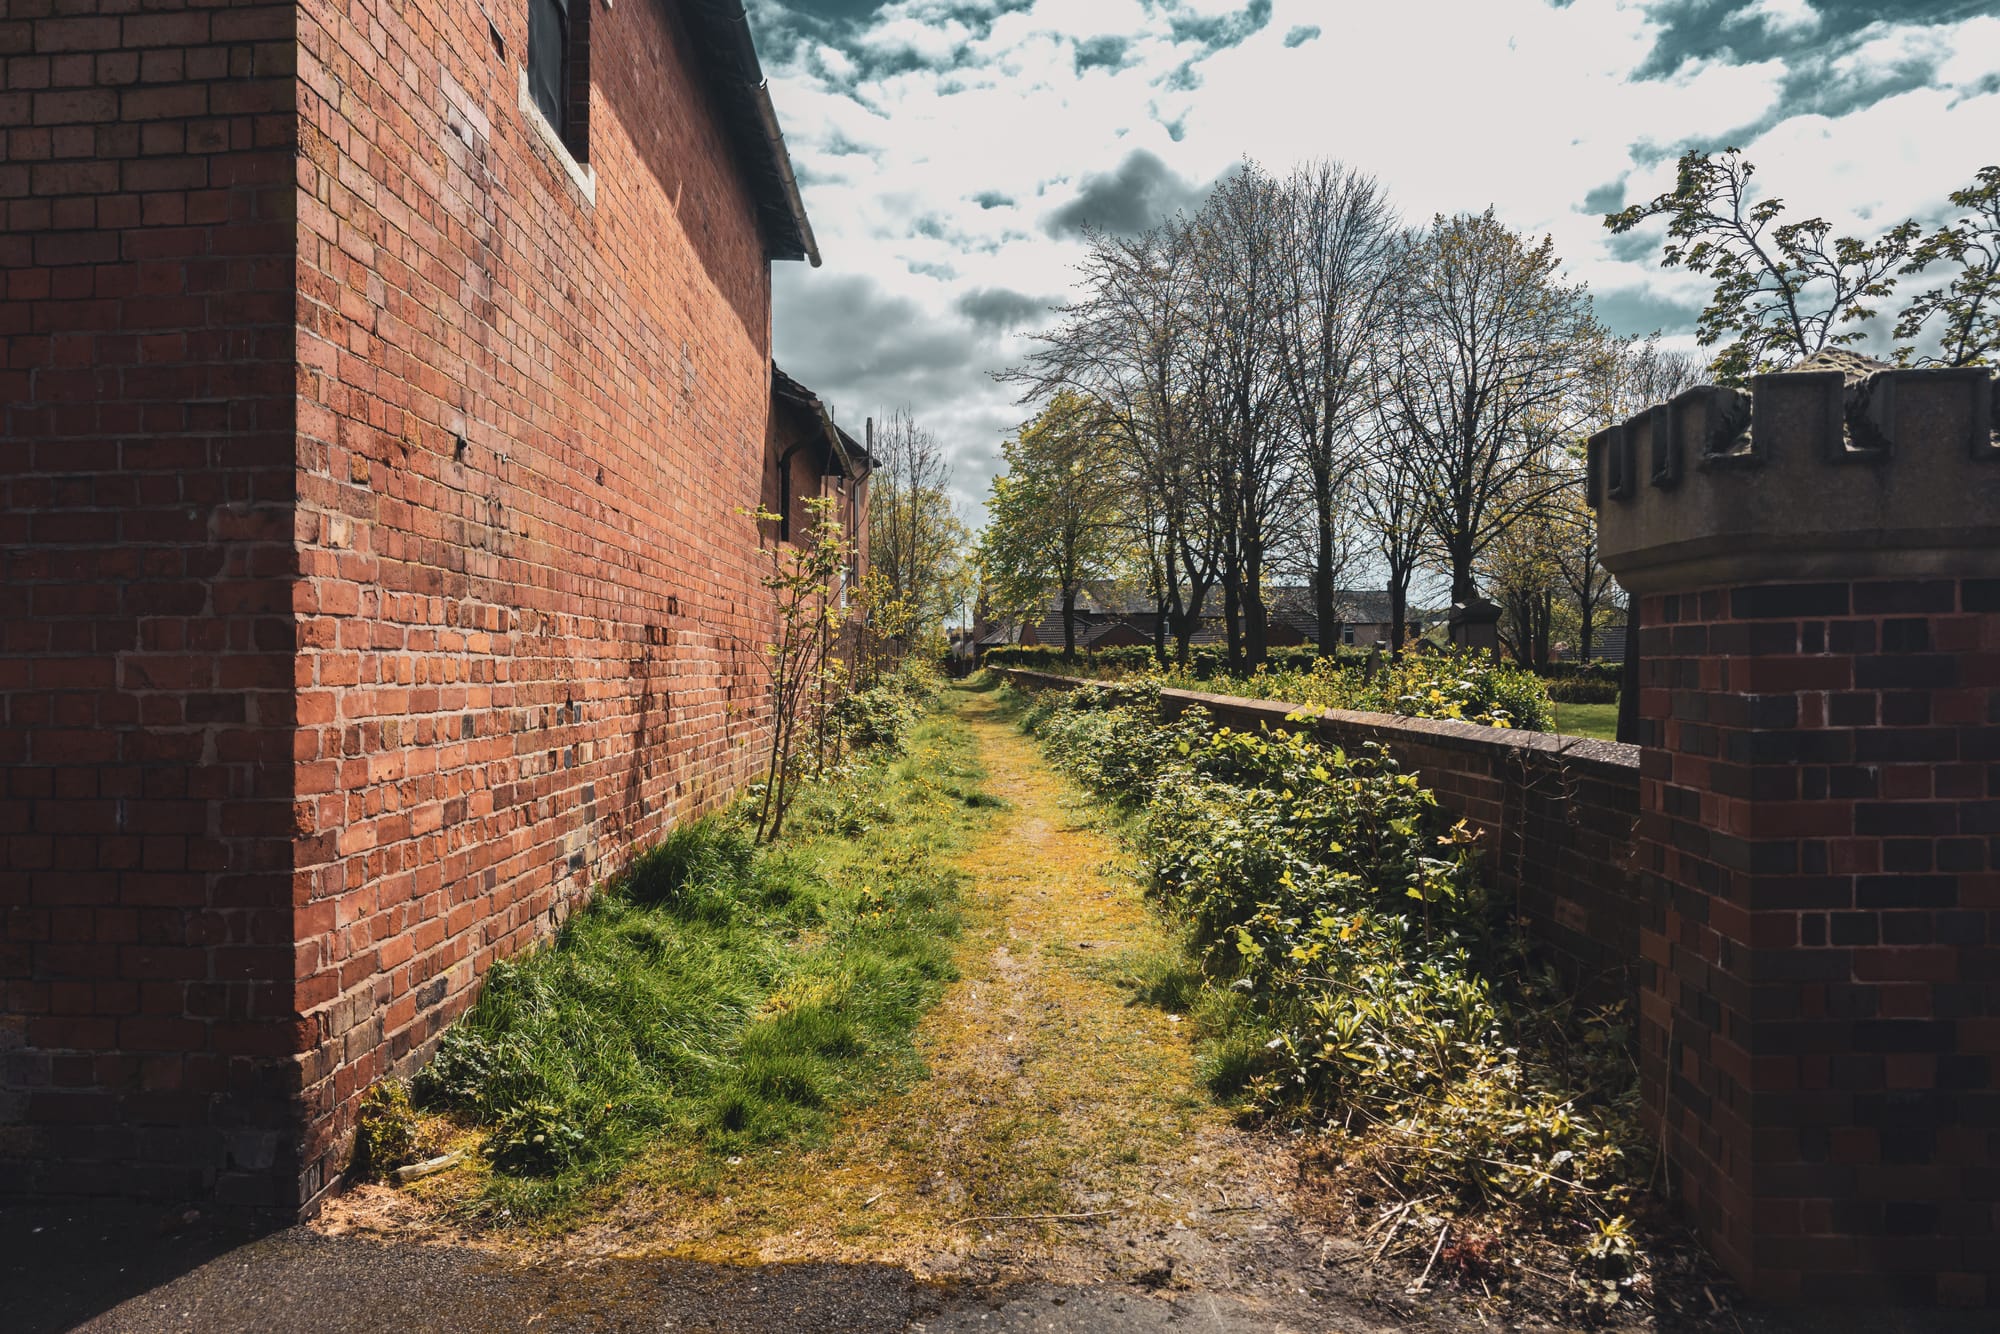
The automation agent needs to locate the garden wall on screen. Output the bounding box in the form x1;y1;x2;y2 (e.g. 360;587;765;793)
997;670;1648;1009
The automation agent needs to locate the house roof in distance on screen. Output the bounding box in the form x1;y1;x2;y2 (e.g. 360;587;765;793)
1264;587;1396;642
772;363;868;476
681;1;820;266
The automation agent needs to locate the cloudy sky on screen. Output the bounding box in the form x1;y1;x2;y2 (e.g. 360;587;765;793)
754;0;2000;511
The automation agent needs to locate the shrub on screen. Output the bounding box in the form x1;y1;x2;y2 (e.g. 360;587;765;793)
831;657;943;754
1545;675;1620;704
984;643;1366;678
995;647;1554;732
1012;681;1647;1272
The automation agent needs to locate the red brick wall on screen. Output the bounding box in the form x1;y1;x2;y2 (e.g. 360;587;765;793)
1633;578;2000;1305
287;0;784;1209
0;0;303;1207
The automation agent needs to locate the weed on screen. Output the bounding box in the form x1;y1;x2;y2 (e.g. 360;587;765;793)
353;1079;425;1177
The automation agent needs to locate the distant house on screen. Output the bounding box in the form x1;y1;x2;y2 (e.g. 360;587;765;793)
986;584;1412;655
1559;623;1629;663
1265;587;1405;648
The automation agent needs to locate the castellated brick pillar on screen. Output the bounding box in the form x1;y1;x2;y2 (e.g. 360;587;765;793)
1589;362;2000;1306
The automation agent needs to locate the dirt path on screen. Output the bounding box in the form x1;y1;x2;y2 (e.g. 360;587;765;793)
443;685;1375;1320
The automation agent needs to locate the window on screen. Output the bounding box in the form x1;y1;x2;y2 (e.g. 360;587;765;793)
1342;625;1356;647
528;0;589;163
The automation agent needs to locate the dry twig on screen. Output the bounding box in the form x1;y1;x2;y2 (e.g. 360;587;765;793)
952;1209;1115;1227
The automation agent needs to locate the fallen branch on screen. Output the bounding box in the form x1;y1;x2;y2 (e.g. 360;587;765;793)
952;1210;1116;1227
1409;1222;1448;1292
392;1151;464;1184
1371;1202;1413;1260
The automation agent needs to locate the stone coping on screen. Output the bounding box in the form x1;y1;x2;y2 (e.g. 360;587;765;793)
997;669;1640;777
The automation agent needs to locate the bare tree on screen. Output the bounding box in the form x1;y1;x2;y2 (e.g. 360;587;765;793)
1010;222;1222;664
867;407;971;658
1187;166;1293;668
1386;210;1612;605
1355;415;1428;655
1271;161;1400;653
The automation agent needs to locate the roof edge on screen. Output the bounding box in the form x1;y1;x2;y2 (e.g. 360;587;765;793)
689;1;821;267
772;363;867;476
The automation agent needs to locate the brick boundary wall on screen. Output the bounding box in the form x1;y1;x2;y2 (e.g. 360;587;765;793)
995;669;1648;1011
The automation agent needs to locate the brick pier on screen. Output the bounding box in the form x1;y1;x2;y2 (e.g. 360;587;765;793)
1592;361;2000;1305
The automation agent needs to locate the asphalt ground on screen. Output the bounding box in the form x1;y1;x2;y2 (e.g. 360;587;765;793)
6;1205;1366;1334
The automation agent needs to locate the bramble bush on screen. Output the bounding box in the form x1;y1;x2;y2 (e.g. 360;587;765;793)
830;657;944;753
1018;681;1646;1291
1005;646;1555;732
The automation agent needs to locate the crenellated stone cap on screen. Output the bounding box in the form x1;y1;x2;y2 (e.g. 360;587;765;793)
1586;358;2000;593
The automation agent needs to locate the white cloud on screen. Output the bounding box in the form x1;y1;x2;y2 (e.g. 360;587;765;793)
1727;0;1823;39
756;0;2000;513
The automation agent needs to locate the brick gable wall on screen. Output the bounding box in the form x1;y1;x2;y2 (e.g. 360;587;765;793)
288;0;782;1210
0;0;303;1208
5;0;795;1216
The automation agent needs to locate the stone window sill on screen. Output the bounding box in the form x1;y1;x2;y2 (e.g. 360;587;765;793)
518;66;596;206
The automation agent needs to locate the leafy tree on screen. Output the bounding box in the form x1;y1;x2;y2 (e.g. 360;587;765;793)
1604;148;1918;383
1480;487;1566;670
1895;165;2000;367
746;496;851;842
978;392;1126;657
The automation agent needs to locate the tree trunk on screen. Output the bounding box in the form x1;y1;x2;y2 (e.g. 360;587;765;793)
1061;586;1078;660
1616;598;1642;745
1221;573;1242;672
1243;575;1268;667
1388;570;1410;658
1172;580;1205;666
1313;473;1338;655
1449;543;1477;604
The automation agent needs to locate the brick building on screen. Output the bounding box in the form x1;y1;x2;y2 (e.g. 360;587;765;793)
1;0;853;1218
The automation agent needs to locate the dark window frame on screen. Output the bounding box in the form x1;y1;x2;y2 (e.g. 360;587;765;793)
528;0;591;164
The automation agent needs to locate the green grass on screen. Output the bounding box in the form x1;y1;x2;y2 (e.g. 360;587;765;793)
1549;701;1621;741
407;709;990;1219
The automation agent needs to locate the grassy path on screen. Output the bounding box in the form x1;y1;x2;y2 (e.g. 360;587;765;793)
312;683;1385;1324
527;682;1308;1288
